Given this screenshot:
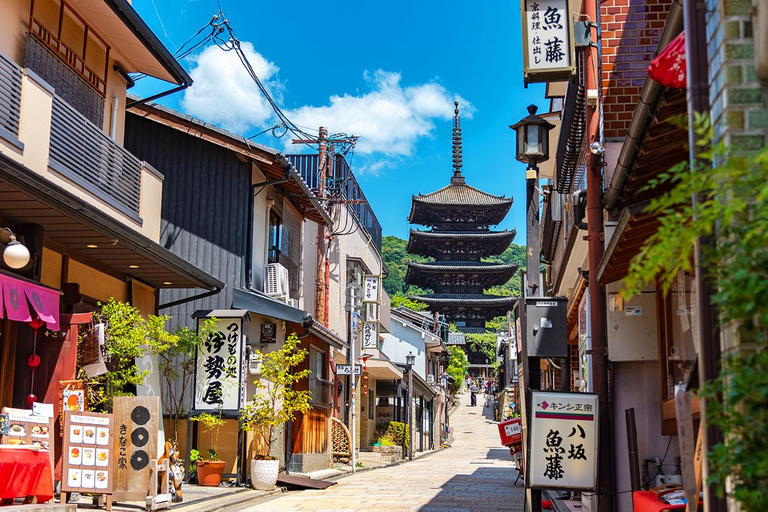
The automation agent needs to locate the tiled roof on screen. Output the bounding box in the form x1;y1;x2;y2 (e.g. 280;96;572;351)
407;261;519;272
412;183;513;207
457;327;491;334
447;332;466;345
409;229;517;240
410;294;518;306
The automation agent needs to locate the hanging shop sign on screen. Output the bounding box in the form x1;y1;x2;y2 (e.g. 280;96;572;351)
61;410;114;506
112;396;160;501
362;322;379;350
336;364;362;376
362;275;380;303
528;391;599;490
520;0;576;83
193;316;245;412
0;273;60;329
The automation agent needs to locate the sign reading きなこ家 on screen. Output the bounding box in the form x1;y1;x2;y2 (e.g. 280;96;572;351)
194;317;244;411
521;0;575;82
528;391;599;490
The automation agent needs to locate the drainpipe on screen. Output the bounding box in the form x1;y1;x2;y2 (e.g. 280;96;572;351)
583;0;615;506
109;97;119;140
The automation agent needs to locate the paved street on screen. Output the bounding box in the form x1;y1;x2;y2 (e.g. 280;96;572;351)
235;393;524;512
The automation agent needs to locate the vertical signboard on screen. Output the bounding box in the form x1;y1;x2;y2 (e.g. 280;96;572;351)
521;0;576;83
528;391;599;490
362;275;380;303
194;317;244;412
362;322;379;350
112;396;159;501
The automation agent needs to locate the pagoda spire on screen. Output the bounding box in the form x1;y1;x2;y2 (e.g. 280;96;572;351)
451;101;465;184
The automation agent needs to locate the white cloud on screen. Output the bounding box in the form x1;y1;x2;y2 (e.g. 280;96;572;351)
180;42;473;161
180;42;282;133
287;70;473;157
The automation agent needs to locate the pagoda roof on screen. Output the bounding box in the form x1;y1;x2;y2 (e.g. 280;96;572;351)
407;229;516;258
408;183;513;226
405;261;519;288
411;294;518;306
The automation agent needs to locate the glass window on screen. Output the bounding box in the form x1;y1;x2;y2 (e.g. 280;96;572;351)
308;346;327;406
268;210;282;264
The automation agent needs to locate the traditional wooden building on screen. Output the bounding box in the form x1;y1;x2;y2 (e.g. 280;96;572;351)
406;103;518;375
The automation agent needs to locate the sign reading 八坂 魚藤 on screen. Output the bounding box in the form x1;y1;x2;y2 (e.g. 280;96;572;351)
528;391;599;490
194;317;244;411
521;0;575;83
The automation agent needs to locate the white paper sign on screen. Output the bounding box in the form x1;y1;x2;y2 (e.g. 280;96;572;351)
528;391;599;490
362;322;379;349
523;0;573;74
32;402;54;418
336;364;362;376
362;275;380;303
194;317;243;411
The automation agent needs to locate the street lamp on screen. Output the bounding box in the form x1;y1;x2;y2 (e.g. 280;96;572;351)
510;104;555;179
1;228;30;270
405;351;415;461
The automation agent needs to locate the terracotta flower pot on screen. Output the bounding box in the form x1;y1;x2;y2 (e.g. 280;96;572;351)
196;460;226;486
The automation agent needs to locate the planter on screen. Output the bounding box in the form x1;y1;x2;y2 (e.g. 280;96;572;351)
250;458;280;490
196;460;226;486
372;445;403;460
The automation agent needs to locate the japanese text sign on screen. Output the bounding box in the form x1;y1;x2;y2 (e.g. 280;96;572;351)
336;364;362;376
362;322;378;349
362;275;380;303
194;317;244;411
521;0;575;82
528;391;598;490
61;411;114;494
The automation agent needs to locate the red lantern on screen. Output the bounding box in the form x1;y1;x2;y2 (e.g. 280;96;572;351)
27;353;41;369
26;394;37;407
28;317;45;331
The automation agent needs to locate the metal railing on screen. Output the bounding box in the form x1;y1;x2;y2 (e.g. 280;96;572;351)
286;154;383;252
49;95;142;219
0;53;23;141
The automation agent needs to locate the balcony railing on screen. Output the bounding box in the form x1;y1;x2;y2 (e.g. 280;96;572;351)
49;95;142;219
286;154;383;253
0;53;23;143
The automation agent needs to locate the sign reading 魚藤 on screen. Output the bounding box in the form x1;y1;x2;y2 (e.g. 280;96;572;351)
521;0;575;83
528;391;598;490
194;317;244;411
362;275;380;303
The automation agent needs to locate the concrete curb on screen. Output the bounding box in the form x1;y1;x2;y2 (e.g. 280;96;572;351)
169;487;285;512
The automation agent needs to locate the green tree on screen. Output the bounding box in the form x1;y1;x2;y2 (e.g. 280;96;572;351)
390;295;428;311
466;332;500;372
623;114;768;510
446;345;470;393
241;334;313;459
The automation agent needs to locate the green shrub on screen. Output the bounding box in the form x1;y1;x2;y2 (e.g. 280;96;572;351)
373;421;410;452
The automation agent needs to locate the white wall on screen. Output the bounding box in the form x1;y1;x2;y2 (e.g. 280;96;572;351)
380;319;440;380
250;163;269;292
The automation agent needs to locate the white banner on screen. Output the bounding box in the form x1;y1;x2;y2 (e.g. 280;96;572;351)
522;0;574;80
528;391;599;490
362;275;380;303
362;322;379;350
194;318;243;411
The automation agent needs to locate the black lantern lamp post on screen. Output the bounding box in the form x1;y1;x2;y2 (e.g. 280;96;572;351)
510;104;555;179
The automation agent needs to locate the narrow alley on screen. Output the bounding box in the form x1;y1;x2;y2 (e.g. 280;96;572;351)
234;395;525;512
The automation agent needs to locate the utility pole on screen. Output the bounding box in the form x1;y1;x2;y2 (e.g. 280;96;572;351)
345;282;361;473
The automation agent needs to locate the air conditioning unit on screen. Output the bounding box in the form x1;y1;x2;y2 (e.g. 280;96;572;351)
426;374;435;384
264;263;290;301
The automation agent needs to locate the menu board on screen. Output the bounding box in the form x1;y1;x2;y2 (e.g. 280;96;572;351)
0;407;56;483
61;411;114;496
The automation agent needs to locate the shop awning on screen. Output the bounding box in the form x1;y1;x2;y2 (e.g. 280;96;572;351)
0;271;60;330
364;358;403;380
0;154;223;290
232;288;311;325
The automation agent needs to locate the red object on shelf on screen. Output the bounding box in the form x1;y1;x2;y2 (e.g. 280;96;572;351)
498;417;522;446
0;448;54;503
633;491;687;512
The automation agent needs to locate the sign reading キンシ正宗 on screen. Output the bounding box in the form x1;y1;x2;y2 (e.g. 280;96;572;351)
521;0;575;83
194;317;244;411
528;391;599;490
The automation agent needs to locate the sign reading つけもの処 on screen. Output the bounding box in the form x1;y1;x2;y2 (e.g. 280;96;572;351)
521;0;575;83
528;391;598;490
194;317;244;411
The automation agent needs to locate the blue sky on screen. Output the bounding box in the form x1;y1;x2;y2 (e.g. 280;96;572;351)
132;0;546;241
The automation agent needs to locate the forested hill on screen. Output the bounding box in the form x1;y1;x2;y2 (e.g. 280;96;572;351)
381;235;527;301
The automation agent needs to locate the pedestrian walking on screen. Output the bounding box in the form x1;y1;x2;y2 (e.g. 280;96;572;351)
470;380;479;406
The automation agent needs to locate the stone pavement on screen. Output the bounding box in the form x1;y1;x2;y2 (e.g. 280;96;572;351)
235;393;525;512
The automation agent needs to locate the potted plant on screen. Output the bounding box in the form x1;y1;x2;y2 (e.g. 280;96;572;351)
240;334;312;490
190;412;226;486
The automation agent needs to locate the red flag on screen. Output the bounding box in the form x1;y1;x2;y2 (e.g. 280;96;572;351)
647;31;687;89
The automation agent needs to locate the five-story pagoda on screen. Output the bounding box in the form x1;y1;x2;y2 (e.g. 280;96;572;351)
406;102;518;371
